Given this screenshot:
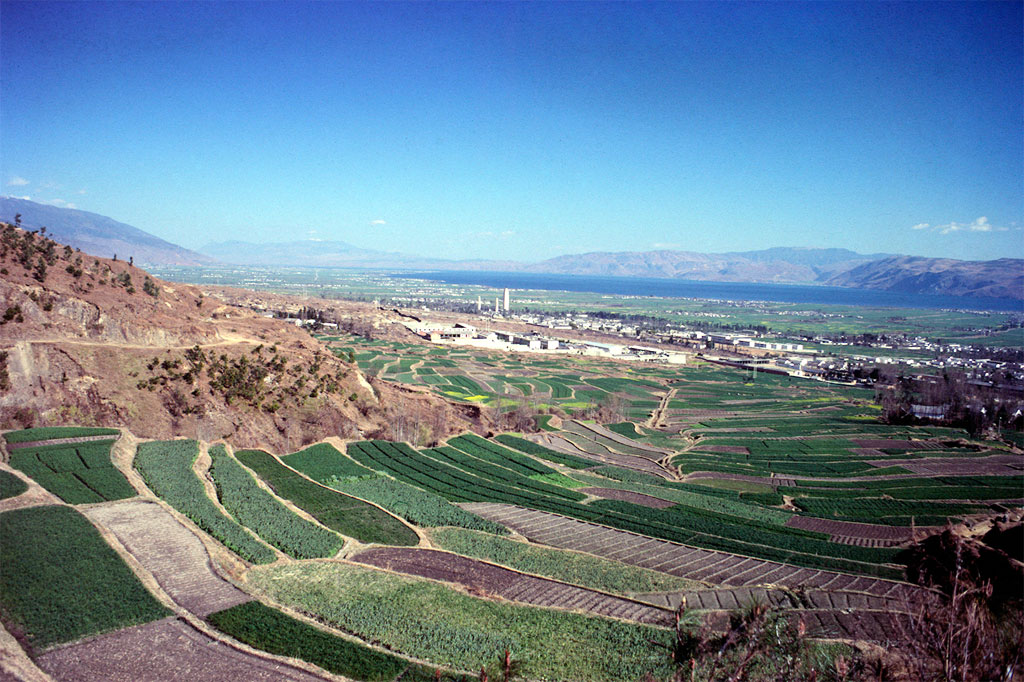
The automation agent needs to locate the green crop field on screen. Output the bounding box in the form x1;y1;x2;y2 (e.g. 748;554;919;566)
208;601;459;682
0;470;28;500
331;475;507;534
248;561;675;682
2;426;120;443
8;439;135;504
447;433;558;478
281;442;374;483
209;446;344;559
494;433;601;468
346;437;903;577
134;440;276;564
234;448;418;546
0;505;169;651
427;527;701;595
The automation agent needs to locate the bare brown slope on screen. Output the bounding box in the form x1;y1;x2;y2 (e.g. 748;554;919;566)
0;224;476;450
826;256;1024;300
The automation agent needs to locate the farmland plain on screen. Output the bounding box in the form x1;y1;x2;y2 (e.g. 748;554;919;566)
1;339;1021;681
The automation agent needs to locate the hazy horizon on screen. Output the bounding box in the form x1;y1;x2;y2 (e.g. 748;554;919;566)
2;1;1021;262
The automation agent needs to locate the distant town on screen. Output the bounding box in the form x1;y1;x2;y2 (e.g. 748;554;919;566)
234;282;1023;395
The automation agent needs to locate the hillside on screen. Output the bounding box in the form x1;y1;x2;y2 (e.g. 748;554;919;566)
6;200;1020;299
826;256;1024;300
522;247;888;282
0;197;215;266
0;223;477;450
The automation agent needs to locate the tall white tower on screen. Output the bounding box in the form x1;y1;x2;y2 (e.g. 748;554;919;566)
494;297;499;314
477;295;482;312
503;288;510;313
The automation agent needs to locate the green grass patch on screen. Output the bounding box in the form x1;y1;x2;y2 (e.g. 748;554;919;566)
248;561;674;682
447;433;557;477
793;497;986;526
332;475;505;535
606;422;640;438
208;601;452;682
1001;430;1024;448
0;470;28;500
0;505;169;651
282;442;374;483
686;478;776;495
134;440;276;564
494;434;600;469
534;415;557;431
237;450;417;546
428;527;701;595
3;426;120;444
529;472;586;489
209;446;343;559
446;375;487;394
9;440;135;504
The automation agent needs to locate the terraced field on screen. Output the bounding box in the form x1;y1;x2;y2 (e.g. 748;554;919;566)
36;617;329;682
462;503;923;643
7;437;135;504
464;504;917;598
2;352;1019;680
322;335;671;419
784;516;938;547
84;499;251;617
234;448;418;546
350;547;673;626
527;432;675;477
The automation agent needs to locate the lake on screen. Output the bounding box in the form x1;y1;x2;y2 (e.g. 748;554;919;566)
395;271;1023;313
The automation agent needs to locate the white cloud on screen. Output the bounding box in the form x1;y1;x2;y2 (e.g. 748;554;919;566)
76;189;87;195
913;216;1008;235
652;242;682;249
968;217;992;232
7;177;29;187
41;198;77;209
500;230;516;238
370;219;387;225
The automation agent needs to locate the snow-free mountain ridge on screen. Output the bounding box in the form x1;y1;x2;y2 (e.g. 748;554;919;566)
0;197;215;266
2;198;1018;299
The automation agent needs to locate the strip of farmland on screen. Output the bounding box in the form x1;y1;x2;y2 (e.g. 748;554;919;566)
527;433;675;478
579;487;676;508
84;499;250;618
350;441;901;576
784;516;939;546
350;547;673;626
4;433;123;450
463;503;917;599
633;584;926;613
35;617;328;682
565;420;674;458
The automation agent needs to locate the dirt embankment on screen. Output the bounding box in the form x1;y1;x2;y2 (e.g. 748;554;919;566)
0;226;478;451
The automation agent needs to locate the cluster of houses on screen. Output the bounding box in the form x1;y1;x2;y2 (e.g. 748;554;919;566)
402;321;688;364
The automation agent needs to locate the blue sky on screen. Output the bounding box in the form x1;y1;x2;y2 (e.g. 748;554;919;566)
2;1;1021;262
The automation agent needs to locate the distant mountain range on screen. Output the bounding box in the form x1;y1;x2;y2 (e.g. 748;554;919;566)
3;197;1020;300
0;197;215;266
199;238;519;272
520;247;892;283
826;256;1024;300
